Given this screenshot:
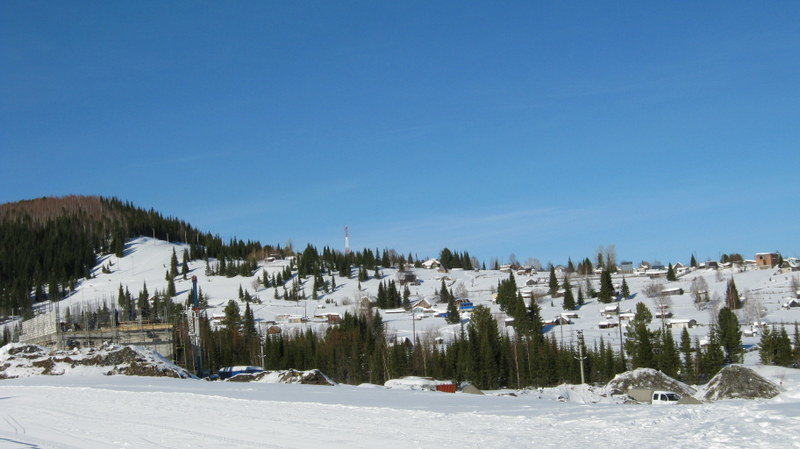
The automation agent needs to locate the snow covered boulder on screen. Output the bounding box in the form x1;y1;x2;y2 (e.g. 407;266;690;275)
233;369;336;386
0;342;194;379
698;365;780;401
605;368;696;397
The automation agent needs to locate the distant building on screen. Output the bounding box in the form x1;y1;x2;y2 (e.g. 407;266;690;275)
396;270;417;285
619;261;634;274
755;253;780;269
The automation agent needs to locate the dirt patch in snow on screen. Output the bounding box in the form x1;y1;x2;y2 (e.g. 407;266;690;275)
605;368;696;397
698;365;780;401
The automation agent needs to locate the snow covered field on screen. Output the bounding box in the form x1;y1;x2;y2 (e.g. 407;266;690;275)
1;370;800;449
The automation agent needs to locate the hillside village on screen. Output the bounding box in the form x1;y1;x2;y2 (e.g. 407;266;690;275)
5;237;799;378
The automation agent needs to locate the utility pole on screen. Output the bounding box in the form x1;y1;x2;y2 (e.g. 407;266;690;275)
190;276;203;377
576;330;587;384
618;306;625;368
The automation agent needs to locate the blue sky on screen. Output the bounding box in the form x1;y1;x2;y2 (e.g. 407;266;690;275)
2;1;798;265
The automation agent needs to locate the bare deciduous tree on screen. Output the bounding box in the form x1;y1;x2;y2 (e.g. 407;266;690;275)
642;281;664;298
691;276;710;309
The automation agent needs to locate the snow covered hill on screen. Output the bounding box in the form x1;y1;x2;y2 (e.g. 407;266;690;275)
32;236;798;357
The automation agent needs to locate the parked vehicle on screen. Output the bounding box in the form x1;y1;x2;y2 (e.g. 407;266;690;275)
651;390;681;404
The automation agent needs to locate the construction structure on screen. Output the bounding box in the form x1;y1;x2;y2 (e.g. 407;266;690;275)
17;308;175;358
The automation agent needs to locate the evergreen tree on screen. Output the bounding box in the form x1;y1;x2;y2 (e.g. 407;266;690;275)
548;266;558;296
598;269;614;303
620;277;630;299
166;277;176;298
690;254;697;268
717;307;742;364
169;248;179;279
446;297;461;324
577;287;585;307
657;330;680;377
626;302;655;368
181;249;190;279
666;263;677;281
725;278;742;309
679;327;694;382
700;329;725;381
562;276;575;310
774;326;794;366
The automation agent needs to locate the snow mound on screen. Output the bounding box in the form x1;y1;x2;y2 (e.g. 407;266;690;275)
0;342;194;379
384;376;451;391
512;384;626;404
230;369;336;386
605;368;695;397
697;365;781;401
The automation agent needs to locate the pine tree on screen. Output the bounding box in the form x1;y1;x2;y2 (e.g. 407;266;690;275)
657;330;680;377
169;248;179;279
666;263;677;281
620;277;630;299
725;278;742;309
446;297;461;324
717;307;742;364
166;277;176;298
577;287;585;307
598;269;614;303
181;249;190;279
562;276;575;310
548;266;558;296
690;254;697;268
679;327;694;382
774;326;794;366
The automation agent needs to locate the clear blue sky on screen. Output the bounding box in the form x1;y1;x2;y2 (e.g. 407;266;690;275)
2;1;798;265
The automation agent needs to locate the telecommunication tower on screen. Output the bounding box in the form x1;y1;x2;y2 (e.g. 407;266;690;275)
344;225;351;255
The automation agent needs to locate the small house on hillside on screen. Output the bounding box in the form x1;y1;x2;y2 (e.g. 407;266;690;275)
598;321;618;329
396;270;417;285
421;259;442;270
755;253;780;269
780;258;800;274
782;298;800;309
411;298;432;309
668;319;697;329
660;288;685;296
601;304;620;315
619;261;634;273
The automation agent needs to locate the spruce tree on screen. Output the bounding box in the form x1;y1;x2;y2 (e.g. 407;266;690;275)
562;276;575;310
548;266;559;296
598;269;614;303
666;263;677;281
690;254;697;268
620;277;630;299
679;327;693;382
169;248;179;279
717;307;742;364
577;287;585;307
446;297;461;324
725;279;742;309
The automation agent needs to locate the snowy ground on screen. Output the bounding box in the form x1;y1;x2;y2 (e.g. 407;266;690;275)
22;236;798;354
1;371;800;449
